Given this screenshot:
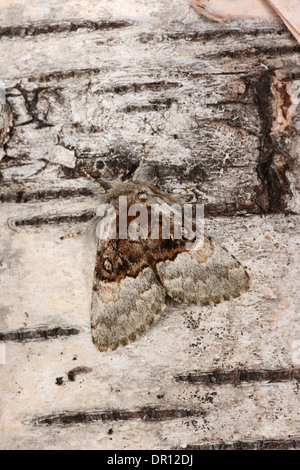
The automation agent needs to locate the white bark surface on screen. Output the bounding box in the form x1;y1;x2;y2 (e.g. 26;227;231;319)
0;0;299;450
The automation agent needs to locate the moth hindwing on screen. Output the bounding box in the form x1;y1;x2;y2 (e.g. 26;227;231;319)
90;180;250;352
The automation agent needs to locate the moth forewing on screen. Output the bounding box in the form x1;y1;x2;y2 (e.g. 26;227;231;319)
91;237;166;352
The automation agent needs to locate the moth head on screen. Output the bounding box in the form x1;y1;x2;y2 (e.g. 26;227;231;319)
81;145;149;197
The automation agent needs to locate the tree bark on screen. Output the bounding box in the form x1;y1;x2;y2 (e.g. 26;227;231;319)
0;0;299;450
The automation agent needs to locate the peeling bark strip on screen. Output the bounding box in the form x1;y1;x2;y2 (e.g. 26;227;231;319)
33;407;205;426
0;327;80;342
184;437;300;450
0;20;134;38
175;368;300;385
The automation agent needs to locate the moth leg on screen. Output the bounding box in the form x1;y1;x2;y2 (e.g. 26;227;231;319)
60;230;85;240
60;215;104;241
80;167;107;194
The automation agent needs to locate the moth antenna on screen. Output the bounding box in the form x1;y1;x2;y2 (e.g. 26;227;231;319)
132;144;146;181
80;167;107;194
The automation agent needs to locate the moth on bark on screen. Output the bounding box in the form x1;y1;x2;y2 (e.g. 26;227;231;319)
77;155;250;353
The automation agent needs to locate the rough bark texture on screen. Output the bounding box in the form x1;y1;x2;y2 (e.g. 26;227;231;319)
0;0;300;450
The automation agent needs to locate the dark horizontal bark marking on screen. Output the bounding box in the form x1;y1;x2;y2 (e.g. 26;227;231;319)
25;66;249;84
139;27;289;43
11;210;95;227
33;407;205;426
121;98;176;113
0;20;134;38
28;67;103;83
139;25;292;42
183;437;300;450
0;326;80;342
0;187;94;203
204;203;261;217
196;44;300;60
101;81;181;95
175;368;300;385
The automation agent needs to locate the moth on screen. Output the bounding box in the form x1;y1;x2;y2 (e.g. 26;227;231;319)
79;156;250;353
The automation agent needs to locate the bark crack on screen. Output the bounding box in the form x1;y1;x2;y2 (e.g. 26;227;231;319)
249;71;294;212
0;20;134;39
175;367;300;385
32;407;206;426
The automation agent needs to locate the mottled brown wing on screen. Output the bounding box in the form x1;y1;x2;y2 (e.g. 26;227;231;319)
144;234;250;306
91;238;166;352
136;184;250;306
